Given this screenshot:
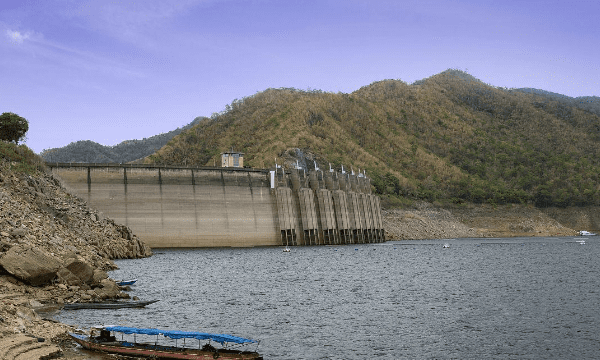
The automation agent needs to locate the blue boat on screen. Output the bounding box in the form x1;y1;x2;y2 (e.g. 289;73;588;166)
69;326;262;359
116;279;137;286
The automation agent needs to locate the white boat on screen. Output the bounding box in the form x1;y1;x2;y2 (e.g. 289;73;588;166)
579;230;597;236
442;243;450;248
283;246;291;252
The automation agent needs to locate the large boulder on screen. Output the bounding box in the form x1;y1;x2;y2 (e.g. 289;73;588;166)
55;257;95;288
92;269;108;284
56;267;82;286
94;278;120;299
0;246;62;286
64;258;94;284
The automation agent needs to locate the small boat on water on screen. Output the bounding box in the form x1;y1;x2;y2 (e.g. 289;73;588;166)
63;299;159;310
579;230;597;236
442;243;450;248
69;326;263;359
283;246;291;252
116;278;137;286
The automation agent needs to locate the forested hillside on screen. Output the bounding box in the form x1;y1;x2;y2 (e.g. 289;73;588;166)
146;69;597;207
512;88;600;117
40;118;202;163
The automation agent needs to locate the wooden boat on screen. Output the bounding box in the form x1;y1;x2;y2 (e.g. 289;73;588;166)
69;326;263;359
63;299;159;310
116;278;137;286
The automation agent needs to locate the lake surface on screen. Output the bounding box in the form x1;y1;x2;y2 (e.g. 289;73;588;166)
55;236;600;359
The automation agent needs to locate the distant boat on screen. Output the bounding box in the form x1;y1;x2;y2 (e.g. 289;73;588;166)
442;243;450;248
69;325;263;359
116;279;137;286
283;246;291;252
579;230;597;236
63;299;159;310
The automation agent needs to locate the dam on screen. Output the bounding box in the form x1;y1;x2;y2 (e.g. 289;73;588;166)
48;163;385;248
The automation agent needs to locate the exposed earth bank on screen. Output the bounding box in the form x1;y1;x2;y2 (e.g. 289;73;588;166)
383;201;599;240
1;164;598;359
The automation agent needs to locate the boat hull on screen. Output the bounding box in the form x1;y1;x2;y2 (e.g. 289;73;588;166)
63;299;159;310
70;334;262;359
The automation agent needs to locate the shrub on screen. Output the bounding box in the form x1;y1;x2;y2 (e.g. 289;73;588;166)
0;112;29;144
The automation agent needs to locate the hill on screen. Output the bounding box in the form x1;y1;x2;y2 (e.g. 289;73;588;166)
512;88;600;116
39;117;202;163
143;69;600;208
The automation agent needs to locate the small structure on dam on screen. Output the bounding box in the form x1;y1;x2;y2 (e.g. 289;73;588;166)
47;161;384;248
221;150;244;168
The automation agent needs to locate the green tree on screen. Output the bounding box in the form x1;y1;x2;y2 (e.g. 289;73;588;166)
0;112;29;144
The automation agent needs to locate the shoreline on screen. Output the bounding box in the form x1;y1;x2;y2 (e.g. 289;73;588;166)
383;202;598;240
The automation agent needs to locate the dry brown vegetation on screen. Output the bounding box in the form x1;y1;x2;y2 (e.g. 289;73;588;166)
144;69;600;208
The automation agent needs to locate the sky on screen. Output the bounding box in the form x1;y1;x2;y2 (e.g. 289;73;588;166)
1;0;599;154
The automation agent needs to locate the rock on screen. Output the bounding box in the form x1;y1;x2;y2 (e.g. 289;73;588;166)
0;246;62;286
29;299;44;308
56;267;82;286
64;258;94;284
96;278;120;298
92;269;108;284
10;228;27;237
0;239;12;251
17;307;40;322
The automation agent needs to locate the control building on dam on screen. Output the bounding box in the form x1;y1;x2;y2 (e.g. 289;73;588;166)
48;162;385;248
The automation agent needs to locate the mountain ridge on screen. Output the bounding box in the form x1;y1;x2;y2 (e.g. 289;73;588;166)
39;117;203;163
144;69;600;208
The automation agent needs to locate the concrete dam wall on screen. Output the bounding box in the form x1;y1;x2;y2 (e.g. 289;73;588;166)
49;164;384;248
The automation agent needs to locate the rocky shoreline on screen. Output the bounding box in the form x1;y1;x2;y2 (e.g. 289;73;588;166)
1;162;151;359
1;162;598;359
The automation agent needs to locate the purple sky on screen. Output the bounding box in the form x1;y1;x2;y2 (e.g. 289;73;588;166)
2;0;599;154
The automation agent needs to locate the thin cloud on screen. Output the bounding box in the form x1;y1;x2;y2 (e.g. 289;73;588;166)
6;29;31;44
62;0;215;47
3;25;145;79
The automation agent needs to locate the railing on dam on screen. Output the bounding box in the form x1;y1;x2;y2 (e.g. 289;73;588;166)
48;162;384;247
45;163;267;184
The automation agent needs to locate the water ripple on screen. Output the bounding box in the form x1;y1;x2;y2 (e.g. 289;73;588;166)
56;237;600;359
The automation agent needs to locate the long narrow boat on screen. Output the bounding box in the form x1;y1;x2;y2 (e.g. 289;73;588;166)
69;326;263;359
63;299;159;310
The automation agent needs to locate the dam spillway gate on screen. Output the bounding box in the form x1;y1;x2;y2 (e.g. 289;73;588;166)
273;167;384;246
48;163;385;248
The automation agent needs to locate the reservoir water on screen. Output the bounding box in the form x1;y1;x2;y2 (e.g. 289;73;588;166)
55;237;600;359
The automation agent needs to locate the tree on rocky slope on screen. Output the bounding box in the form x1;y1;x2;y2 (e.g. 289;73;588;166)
0;112;29;144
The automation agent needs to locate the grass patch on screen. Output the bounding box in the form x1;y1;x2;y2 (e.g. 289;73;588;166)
0;141;47;175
